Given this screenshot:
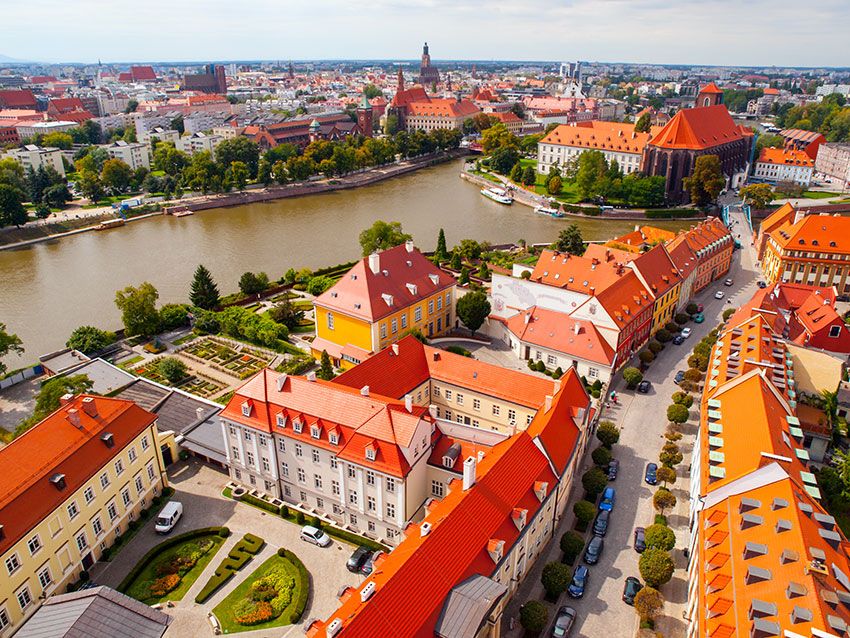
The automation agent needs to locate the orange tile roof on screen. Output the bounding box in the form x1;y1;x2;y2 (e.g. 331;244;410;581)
314;243;455;323
530;249;623;292
0;395;157;555
768;213;850;255
505;306;615;366
607;225;676;253
699;82;724;94
407;98;480;118
540;120;656;154
648;105;751;150
758;202;795;236
757;147;814;167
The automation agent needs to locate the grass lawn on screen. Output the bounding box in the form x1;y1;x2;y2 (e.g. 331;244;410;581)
803;191;841;199
213;554;307;634
124;533;226;604
172;333;198;346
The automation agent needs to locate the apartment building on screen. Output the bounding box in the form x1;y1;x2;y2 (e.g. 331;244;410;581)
4;145;65;177
311;242;456;369
536;120;655;175
0;395;167;635
137;127;180;149
176;131;224;156
665;218;734;293
752;147;814;187
105;140;151;171
815;143;850;188
14;120;76;142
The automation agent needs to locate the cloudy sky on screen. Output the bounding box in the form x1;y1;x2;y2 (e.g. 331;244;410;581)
5;0;848;67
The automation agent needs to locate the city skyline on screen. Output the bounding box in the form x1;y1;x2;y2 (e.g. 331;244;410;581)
4;0;850;68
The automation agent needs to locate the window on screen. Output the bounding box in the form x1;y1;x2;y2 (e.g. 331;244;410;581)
492;405;500;416
246;451;254;466
311;426;321;440
67;501;79;520
293;421;302;434
258;434;267;446
76;531;88;552
282;462;289;478
297;468;306;483
445;389;452;400
386;478;395;493
38;566;52;590
135;475;144;494
249;474;256;485
128;448;137;463
107;502;118;521
229;425;236;436
366;471;375;486
368;521;376;532
414;306;422;322
27;534;42;555
391;318;398;334
0;606;10;630
380;323;387;339
428;300;434;315
327;312;334;329
332;480;340;496
234;468;242;480
16;587;32;611
387;502;395;518
141;435;150;451
368;496;376;511
5;554;20;575
329;432;338;445
312;449;320;463
527;414;533;425
433;386;440;397
366;447;377;461
473;398;480;410
401;315;407;329
431;480;445;498
100;472;110;489
445;410;452;420
278;439;286;452
295;444;303;457
316;497;324;509
83;486;95;505
350;514;358;526
386;528;397;540
588;367;599;378
348;466;356;478
284;485;291;497
92;517;103;537
830;325;842;337
262;457;270;472
146;463;156;481
456;393;464;405
244;431;253;442
349;491;358;505
264;480;274;492
121;488;131;507
547;354;557;366
231;446;240;461
508;409;516;422
314;475;323;490
437;297;442;311
330;456;338;469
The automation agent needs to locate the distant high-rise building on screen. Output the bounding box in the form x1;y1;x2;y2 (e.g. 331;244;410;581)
417;42;440;86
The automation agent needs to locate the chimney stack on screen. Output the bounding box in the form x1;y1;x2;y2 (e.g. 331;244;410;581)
276;373;287;391
404;394;413;412
67;408;81;428
81;396;97;417
368;252;380;274
405;240;414;253
60;393;74;406
306;371;316;382
360;385;370;397
196;407;205;420
391;343;399;355
462;456;477;490
544;395;553;412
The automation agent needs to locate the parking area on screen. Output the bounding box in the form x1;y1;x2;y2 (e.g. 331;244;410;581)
0;376;40;433
92;459;361;637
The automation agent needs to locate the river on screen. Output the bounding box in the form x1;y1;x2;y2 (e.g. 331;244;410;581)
0;159;695;358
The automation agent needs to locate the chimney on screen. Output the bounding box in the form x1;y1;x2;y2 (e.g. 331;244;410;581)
196;407;205;421
477;450;485;463
60;393;74;406
67;408;81;428
360;385;370;396
81;396;97;417
432;352;440;361
524;312;531;325
574;322;581;335
391;343;399;355
428;404;438;418
306;371;317;382
276;373;287;391
544;395;553;412
463;456;477;490
794;209;806;225
420;522;432;537
368;252;380;274
405;240;414;253
404;394;413;412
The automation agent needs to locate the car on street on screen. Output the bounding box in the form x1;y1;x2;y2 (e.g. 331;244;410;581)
724;278;733;286
757;280;767;288
360;550;384;575
695;303;704;312
551;606;576;637
634;527;646;553
674;370;685;385
607;459;619;481
681;327;692;338
694;313;705;323
567;565;589;598
593;510;610;536
672;334;685;345
300;525;332;548
346;546;373;572
585;536;604;564
599;487;616;512
645;462;658;485
637;380;652;394
715;291;725;299
623;577;643;605
155;501;183;534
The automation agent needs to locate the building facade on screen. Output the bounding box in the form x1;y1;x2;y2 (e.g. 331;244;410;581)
537;120;655;175
105;140;151;171
4;145;65;177
815;143;850;188
752;147;814;187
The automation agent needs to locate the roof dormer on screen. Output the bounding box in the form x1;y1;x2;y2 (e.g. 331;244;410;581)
512;508;528;530
241;400;253;417
487;539;505;563
534;481;548;502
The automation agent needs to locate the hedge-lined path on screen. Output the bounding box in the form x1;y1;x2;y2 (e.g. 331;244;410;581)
91;459;360;636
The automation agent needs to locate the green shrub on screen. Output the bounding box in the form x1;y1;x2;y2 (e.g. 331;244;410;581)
195;534;266;604
219;527;231;538
282;549;310;623
591;446;612;467
241;493;282;515
295;511;306;525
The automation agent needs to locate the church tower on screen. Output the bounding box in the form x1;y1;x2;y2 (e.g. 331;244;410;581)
356;94;373;137
696;83;723;108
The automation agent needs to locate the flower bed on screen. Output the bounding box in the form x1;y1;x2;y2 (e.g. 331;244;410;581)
212;551;309;633
195;533;265;604
181;337;273;379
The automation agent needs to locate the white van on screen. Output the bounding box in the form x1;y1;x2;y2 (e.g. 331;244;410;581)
155;501;183;534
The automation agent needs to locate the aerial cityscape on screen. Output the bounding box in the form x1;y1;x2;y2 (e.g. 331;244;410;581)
1;4;850;638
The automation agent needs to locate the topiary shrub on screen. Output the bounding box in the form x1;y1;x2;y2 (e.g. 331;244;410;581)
520;600;548;633
591;446;613;467
648;340;663;355
295;511;306;525
219;527;231;538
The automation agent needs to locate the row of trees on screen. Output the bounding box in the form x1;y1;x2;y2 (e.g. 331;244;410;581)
777;93;850;143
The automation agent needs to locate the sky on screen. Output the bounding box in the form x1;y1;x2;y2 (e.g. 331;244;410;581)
4;0;849;68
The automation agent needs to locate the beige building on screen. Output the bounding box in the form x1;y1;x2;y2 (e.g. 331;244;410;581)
4;145;66;177
815;142;850;188
0;395;168;635
14;121;76;141
137;127;180;149
176;132;224;156
105;140;151;171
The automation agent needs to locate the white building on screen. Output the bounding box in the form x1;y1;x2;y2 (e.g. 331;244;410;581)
751;147;814;187
537;120;654;175
14;120;76;141
105;140;150;171
138;127;180;148
176;132;224;156
5;145;66;176
815;143;850;188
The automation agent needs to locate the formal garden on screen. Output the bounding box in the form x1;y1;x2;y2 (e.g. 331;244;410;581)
180;336;275;379
132;356;227;399
212;548;310;633
118;527;229;605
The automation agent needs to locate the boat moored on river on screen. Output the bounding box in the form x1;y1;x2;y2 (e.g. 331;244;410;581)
480;187;513;205
534;205;565;218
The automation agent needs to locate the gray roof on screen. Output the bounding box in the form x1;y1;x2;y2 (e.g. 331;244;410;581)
181;415;227;464
57;359;136;396
39;349;91;374
114;379;170;411
114;379;219;436
435;575;507;638
15;586;171;638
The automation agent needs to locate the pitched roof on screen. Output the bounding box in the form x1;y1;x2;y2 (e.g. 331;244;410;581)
0;396;157;556
607;225;676;253
648;105;751;150
407;98;480;118
757;147;814;167
540;120;656;155
525;369;587;475
768;213;850;255
313;243;455;323
699;82;724;94
505;306;615;366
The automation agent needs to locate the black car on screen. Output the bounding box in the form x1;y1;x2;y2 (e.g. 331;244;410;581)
359;550;383;575
674;370;685;385
623;577;643;605
757;280;767;289
607;459;619;481
645;462;658;485
672;335;685;345
584;535;604;565
551;606;576;637
637;380;652;394
593;510;610;536
634;527;646;553
346;546;373;573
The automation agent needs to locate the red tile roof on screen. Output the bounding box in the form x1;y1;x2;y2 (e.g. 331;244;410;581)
540;120;656;155
648;105;752;150
407;98;480;118
505;306;615;365
757;147;814;167
0;89;37;109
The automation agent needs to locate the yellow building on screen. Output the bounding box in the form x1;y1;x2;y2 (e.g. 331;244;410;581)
0;395;168;634
312;241;457;369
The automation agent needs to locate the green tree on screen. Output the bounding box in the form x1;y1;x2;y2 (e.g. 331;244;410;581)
215;137;260;178
582;467;608;497
541;562;572;599
644;524;676;551
575;150;608;200
546;174;562;195
683;154;725;206
0;323;24;376
659;445;683;468
0;157;26;192
634;586;664;622
269;298;305;330
435;228;448;261
671;391;693;408
596;420;620;448
456;291;490;335
66;326;116;355
362;84;381;99
43;183;71;209
159;304;189;330
318;350;335;380
634;112;652;133
189;264;220;310
153;142;189;177
509;162;523;183
78;170;104;203
555;224;585;255
488;146;520;175
228;160;249;190
592;446;613;467
622;366;643;389
653;487;677;515
307;275;335;296
655;465;677;487
639;548;675;588
477;262;490;280
100;158;133;193
41;132;74;150
560;531;585;564
522;165;536;186
667;403;690;424
358;220;412;256
239;271;269;296
114;282;160;337
157;357;188;384
481;122;518;153
15;374;93;437
257;157;272;186
0;183;27;228
125;99;139;113
519;601;548;633
573;500;596;527
183;151;224;193
739;183;775;209
450;250;462;271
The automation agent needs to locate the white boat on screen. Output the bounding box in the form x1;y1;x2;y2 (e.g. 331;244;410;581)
535;205;564;218
480;187;513;205
173;210;194;218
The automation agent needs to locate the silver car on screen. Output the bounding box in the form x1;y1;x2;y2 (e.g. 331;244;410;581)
300;525;332;547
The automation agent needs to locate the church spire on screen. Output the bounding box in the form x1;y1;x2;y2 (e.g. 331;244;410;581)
396;65;405;92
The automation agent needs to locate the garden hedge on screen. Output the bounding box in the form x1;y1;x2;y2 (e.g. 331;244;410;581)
240;493;281;515
278;548;311;623
116;527;227;593
322;526;386;552
194;533;266;604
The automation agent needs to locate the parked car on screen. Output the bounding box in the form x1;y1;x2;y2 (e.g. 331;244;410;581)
637;380;652;394
300;525;332;547
585;535;605;564
694;313;705;323
599;487;616;512
346;546;373;573
645;463;658;485
607;459;619;481
551;606;577;637
568;565;589;598
360;550;384;575
681;327;692;338
593;510;610;537
634;527;646;553
623;577;643;605
757;280;767;288
695;303;704;312
724;278;733;286
672;334;685;345
715;291;725;299
674;370;685;385
155;501;183;534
